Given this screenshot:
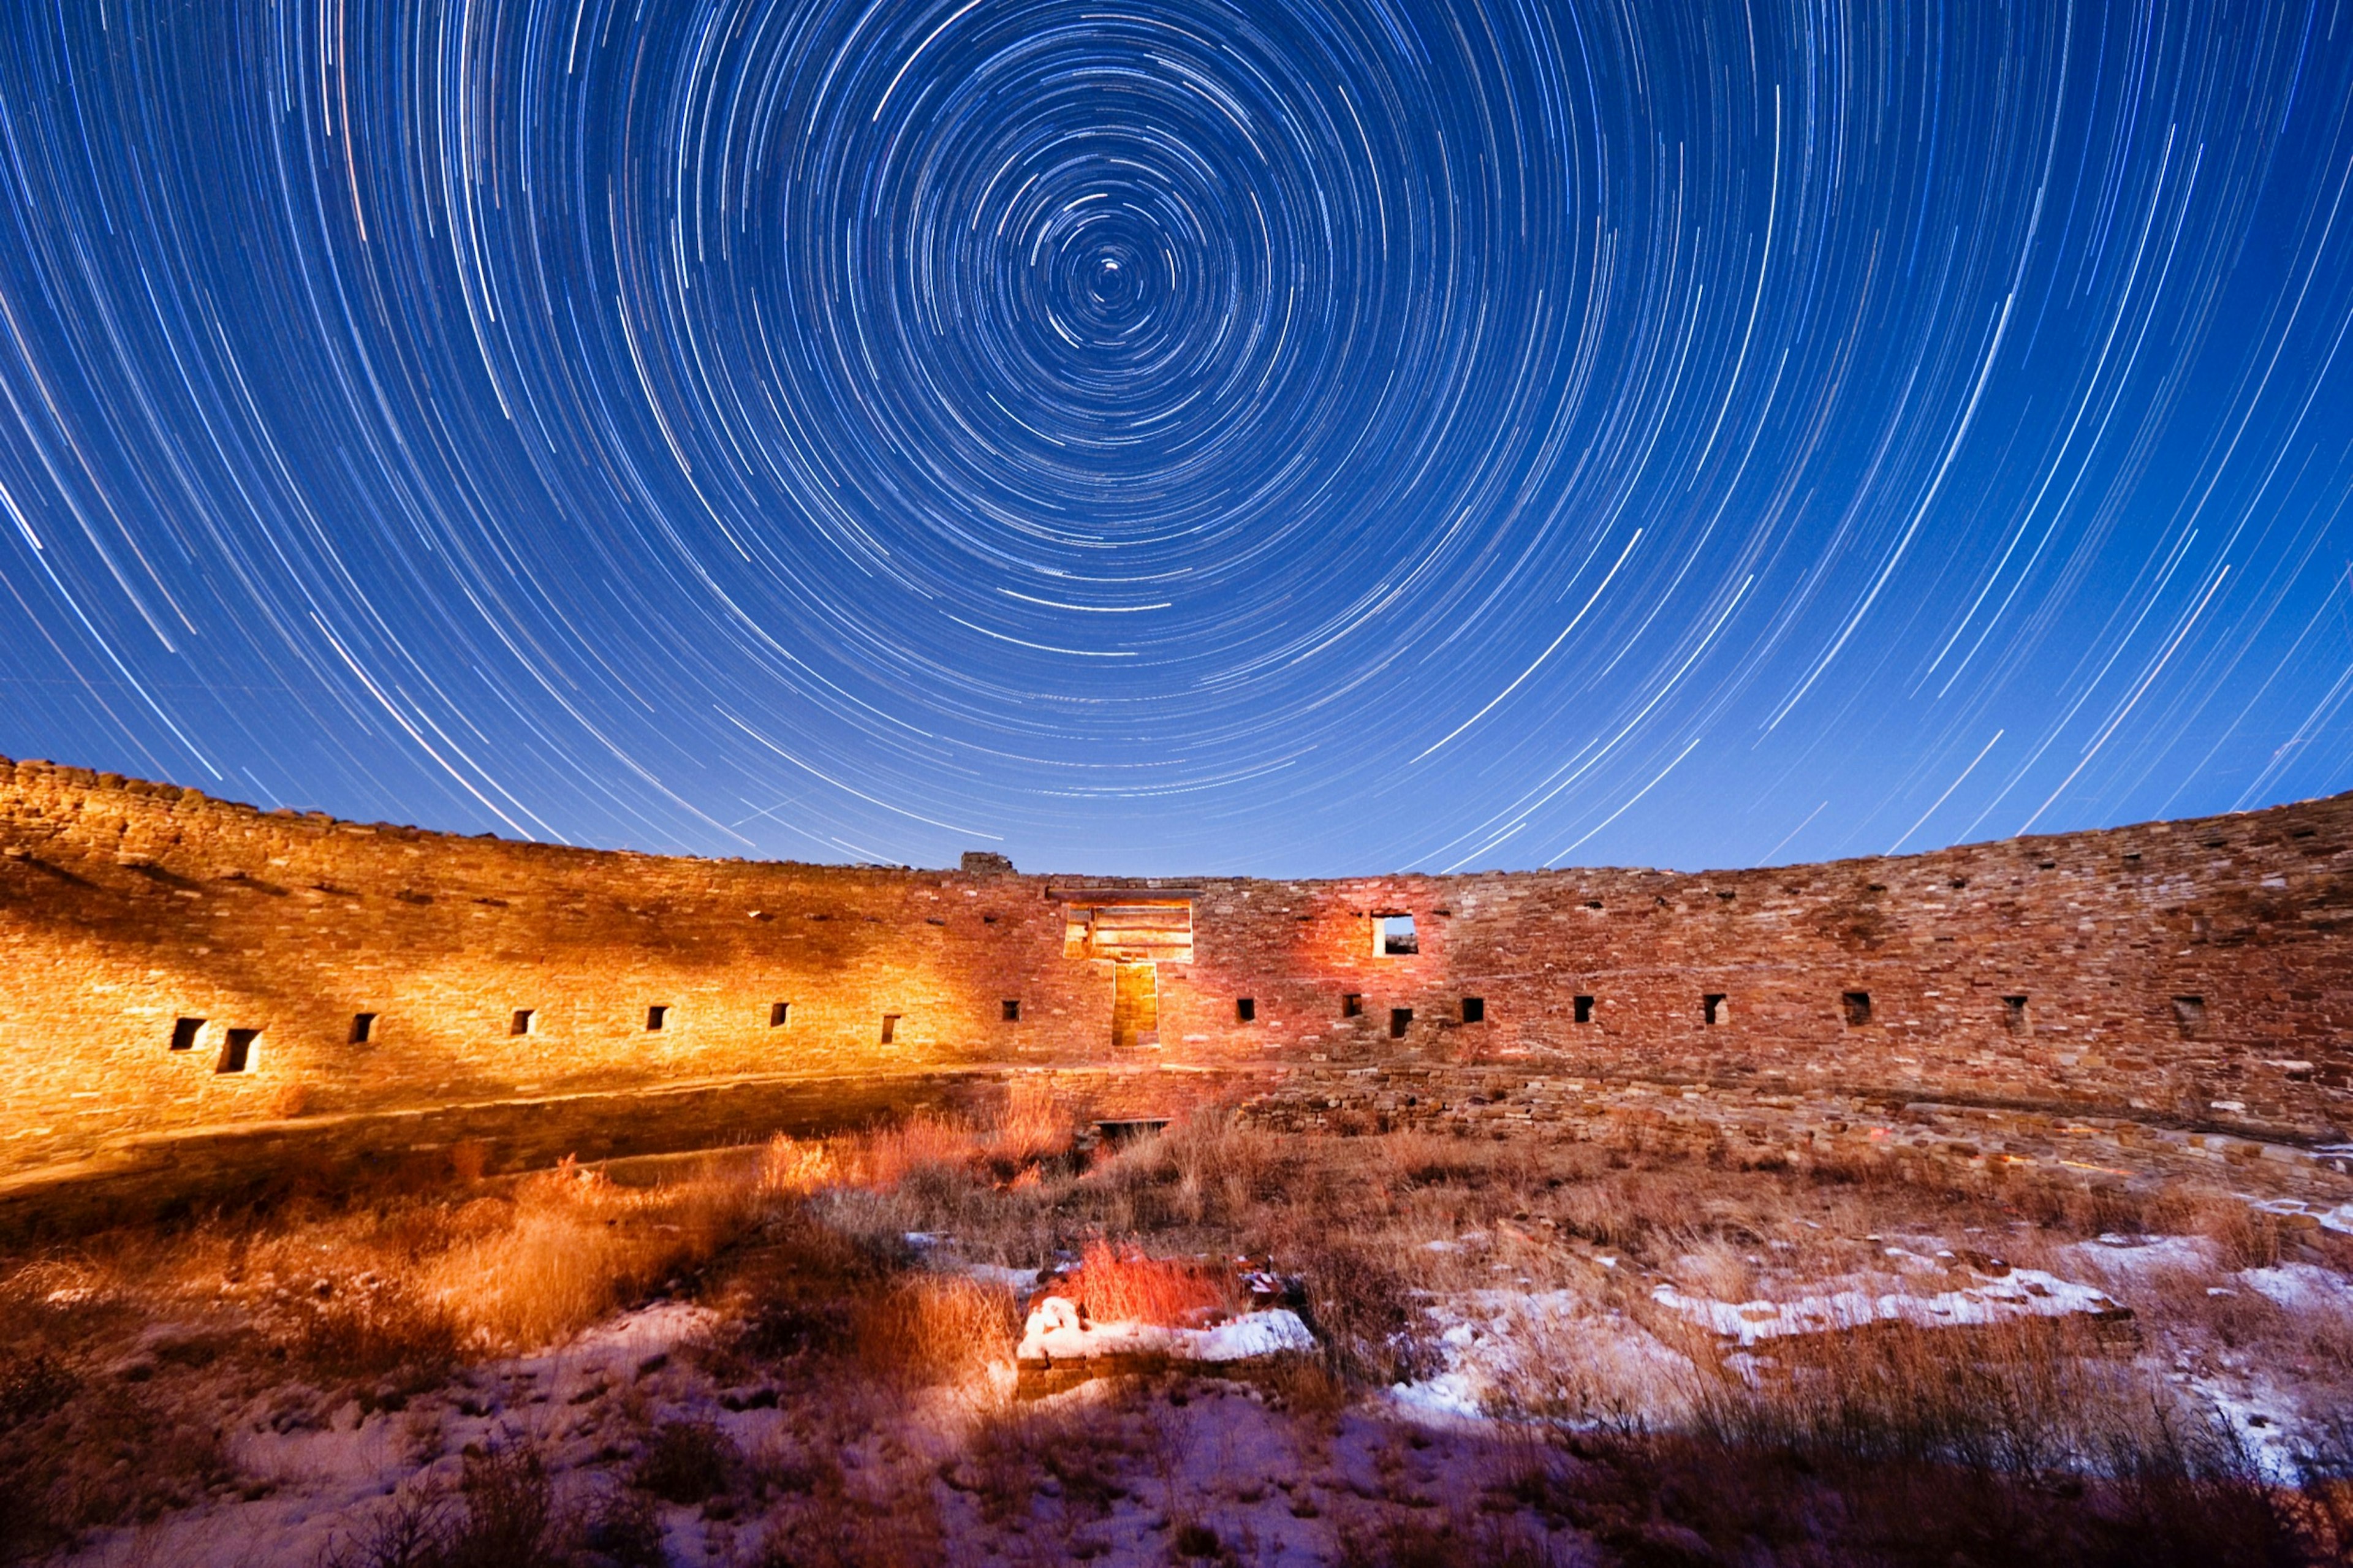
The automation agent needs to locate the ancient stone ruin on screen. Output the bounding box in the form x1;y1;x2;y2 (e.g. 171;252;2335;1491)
1;754;2347;1208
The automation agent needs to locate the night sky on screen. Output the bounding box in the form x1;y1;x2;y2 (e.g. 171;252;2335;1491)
2;2;2351;876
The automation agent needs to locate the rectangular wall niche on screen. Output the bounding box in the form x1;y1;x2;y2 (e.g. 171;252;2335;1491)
1842;991;1872;1026
1376;914;1419;955
1342;993;1363;1018
2172;995;2207;1033
1002;999;1021;1022
1703;994;1729;1026
769;1002;791;1029
880;1013;900;1044
1461;997;1485;1024
216;1028;259;1074
2003;995;2029;1031
350;1012;377;1045
646;1005;670;1032
1573;995;1595;1025
169;1017;205;1052
1235;998;1256;1023
511;1009;536;1037
1389;1007;1413;1039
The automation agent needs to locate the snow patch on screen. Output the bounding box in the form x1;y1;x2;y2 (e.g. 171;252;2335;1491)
1653;1267;2124;1347
1017;1300;1316;1365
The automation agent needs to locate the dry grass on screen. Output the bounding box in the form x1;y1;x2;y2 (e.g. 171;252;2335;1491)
851;1273;1021;1384
4;1097;2351;1564
1050;1238;1238;1325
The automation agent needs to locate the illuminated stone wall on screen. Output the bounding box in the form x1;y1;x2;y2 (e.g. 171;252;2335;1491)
1;755;2346;1184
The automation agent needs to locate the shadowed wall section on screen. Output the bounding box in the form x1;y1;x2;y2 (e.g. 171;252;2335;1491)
1;756;2347;1198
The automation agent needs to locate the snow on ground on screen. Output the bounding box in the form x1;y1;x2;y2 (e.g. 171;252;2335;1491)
1017;1297;1317;1363
1389;1289;1694;1426
2251;1198;2353;1236
1650;1266;2123;1347
2066;1233;2222;1279
2240;1262;2353;1316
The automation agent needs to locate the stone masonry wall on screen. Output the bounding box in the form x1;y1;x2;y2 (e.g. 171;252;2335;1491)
1;755;2347;1185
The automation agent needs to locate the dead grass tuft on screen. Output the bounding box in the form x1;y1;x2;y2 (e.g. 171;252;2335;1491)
1053;1238;1237;1325
852;1273;1020;1384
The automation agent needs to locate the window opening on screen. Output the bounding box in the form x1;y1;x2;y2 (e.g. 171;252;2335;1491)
1461;997;1485;1024
217;1028;259;1074
1342;993;1363;1018
1236;998;1256;1023
169;1017;205;1052
1002;999;1021;1022
2172;995;2206;1032
769;1001;791;1029
646;1005;669;1032
1703;994;1729;1026
350;1012;376;1045
2003;995;2029;1031
1573;995;1594;1025
510;1009;535;1037
1389;1007;1413;1039
1376;914;1418;955
1842;991;1871;1026
880;1013;900;1044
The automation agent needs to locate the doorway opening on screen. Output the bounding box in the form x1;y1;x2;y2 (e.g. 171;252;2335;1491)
1112;962;1159;1050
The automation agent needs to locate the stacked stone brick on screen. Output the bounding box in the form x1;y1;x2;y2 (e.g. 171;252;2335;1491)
1;755;2346;1189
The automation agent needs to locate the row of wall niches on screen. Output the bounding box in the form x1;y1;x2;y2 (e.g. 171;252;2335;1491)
158;1000;1050;1054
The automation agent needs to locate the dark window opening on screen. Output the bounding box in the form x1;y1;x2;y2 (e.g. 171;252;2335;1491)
646;1005;669;1032
2173;995;2206;1032
2003;995;2029;1030
1842;991;1872;1027
1342;993;1363;1018
1584;899;1603;910
217;1028;259;1074
169;1017;205;1052
1574;995;1594;1025
350;1012;376;1045
1461;997;1485;1024
1377;914;1418;955
880;1013;900;1044
1236;997;1256;1023
1703;994;1729;1026
510;1009;535;1037
1389;1007;1413;1039
1002;999;1021;1022
769;1001;791;1028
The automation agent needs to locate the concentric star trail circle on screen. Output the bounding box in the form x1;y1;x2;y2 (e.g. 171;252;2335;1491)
1;2;2351;873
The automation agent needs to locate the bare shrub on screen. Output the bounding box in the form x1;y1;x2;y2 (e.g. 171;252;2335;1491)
752;1480;945;1567
631;1418;741;1504
318;1441;572;1568
1335;1509;1562;1567
295;1276;462;1383
1290;1238;1432;1386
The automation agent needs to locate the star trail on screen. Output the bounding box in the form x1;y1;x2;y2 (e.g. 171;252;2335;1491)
2;1;2352;874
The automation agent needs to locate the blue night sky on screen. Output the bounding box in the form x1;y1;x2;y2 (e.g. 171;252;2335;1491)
2;1;2351;876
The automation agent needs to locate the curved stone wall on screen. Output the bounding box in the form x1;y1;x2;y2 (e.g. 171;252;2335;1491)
1;755;2346;1189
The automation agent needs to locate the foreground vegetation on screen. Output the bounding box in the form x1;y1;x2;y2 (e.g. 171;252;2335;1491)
3;1088;2351;1565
